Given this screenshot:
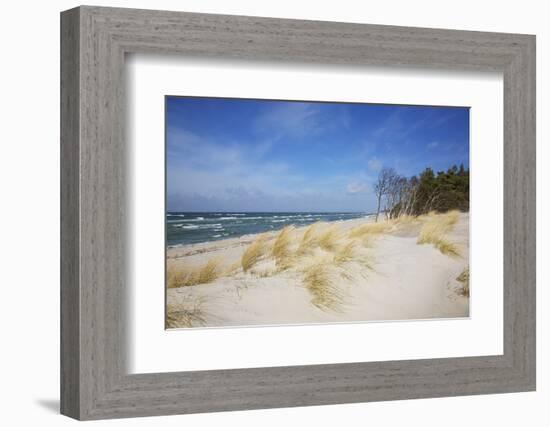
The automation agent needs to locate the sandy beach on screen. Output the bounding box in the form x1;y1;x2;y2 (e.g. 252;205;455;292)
166;211;469;328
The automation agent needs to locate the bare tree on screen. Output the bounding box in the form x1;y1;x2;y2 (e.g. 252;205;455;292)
385;175;406;218
400;179;419;216
373;167;397;222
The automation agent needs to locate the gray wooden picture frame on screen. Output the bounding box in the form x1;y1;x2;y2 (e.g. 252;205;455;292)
60;5;536;420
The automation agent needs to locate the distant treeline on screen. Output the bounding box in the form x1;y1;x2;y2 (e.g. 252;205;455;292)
374;164;469;221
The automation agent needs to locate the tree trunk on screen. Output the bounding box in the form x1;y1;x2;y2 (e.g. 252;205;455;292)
375;194;381;222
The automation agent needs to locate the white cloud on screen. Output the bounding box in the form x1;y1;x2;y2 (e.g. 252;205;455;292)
367;157;382;172
167;128;306;201
254;103;321;138
370;109;433;140
346;181;370;195
167;127;378;211
427;141;439;149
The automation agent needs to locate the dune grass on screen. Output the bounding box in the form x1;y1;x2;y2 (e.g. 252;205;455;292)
333;241;358;265
435;238;461;257
440;209;460;227
166;295;208;328
302;262;345;312
302;222;321;241
393;214;418;226
168;211;465;319
252;268;277;278
348;221;393;239
347;220;394;249
241;234;269;272
456;266;470;297
417;211;461;257
417;229;460;257
166;265;190;289
225;260;242;276
272;225;295;268
318;224;343;252
167;216;385;309
196;258;222;283
167;257;224;288
297;222;323;254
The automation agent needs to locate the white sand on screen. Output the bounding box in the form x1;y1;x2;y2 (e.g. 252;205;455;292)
167;213;469;328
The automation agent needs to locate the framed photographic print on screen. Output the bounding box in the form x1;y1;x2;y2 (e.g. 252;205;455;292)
164;97;471;328
61;6;536;420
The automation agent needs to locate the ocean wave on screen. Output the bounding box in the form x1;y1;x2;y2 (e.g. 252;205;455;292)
174;223;223;230
220;216;264;220
172;217;205;222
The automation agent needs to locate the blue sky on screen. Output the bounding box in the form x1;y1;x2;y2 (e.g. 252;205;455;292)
166;97;469;212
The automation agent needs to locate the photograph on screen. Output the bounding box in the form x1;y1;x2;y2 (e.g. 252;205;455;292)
165;96;470;329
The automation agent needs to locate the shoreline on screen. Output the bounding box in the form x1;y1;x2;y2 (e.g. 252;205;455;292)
166;212;375;249
167;214;377;260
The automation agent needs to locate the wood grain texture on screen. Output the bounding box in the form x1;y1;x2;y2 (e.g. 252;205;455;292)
60;7;80;419
60;5;536;420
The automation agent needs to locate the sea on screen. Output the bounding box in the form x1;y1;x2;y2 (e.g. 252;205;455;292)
166;212;371;247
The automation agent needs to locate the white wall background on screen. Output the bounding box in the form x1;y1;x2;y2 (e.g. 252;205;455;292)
0;0;546;425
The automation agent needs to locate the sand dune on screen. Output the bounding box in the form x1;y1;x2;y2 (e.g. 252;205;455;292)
166;212;470;328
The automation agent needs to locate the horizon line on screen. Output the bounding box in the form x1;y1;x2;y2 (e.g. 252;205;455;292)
166;210;374;214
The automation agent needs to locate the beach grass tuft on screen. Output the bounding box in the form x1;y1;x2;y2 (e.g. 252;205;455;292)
394;214;417;225
196;258;223;284
166;295;208;328
253;268;277;278
297;222;323;254
348;221;392;239
318;224;343;252
456;266;470;296
435;238;461;257
442;209;460;227
417;211;461;257
241;234;269;272
333;240;358;265
167;257;224;288
166;265;190;289
302;262;344;312
225;261;242;276
393;214;422;231
272;225;295;268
